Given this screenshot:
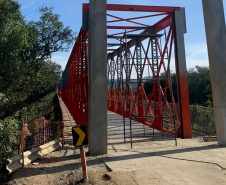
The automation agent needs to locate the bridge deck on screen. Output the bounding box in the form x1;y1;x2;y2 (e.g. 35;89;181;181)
60;97;175;146
107;111;175;144
59;98;75;146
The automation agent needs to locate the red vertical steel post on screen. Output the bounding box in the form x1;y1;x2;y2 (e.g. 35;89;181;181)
151;39;162;131
173;9;192;138
136;41;145;123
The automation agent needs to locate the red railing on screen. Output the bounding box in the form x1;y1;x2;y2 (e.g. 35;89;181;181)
59;29;88;127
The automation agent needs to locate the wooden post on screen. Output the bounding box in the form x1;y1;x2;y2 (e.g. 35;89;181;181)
61;121;65;147
43;120;46;144
19;123;26;168
80;146;88;179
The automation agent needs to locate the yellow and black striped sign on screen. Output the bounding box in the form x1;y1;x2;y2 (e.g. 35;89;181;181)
72;126;88;147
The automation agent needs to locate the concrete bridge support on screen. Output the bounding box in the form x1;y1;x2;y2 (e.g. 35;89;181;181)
88;0;107;155
202;0;226;146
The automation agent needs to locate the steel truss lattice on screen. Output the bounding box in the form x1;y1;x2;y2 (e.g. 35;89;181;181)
59;4;192;141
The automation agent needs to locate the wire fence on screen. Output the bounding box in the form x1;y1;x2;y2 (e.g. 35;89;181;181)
144;101;216;137
21;118;64;151
190;105;216;136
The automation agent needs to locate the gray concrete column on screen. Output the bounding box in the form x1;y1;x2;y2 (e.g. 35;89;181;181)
202;0;226;146
88;0;107;155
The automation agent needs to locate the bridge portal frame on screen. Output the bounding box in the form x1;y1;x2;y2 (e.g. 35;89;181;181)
59;3;192;156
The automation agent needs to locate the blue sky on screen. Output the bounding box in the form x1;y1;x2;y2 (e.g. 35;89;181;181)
17;0;226;71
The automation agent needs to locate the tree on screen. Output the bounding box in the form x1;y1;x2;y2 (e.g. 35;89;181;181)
28;6;75;60
0;2;74;181
0;0;28;91
187;66;212;106
0;1;75;119
3;61;62;119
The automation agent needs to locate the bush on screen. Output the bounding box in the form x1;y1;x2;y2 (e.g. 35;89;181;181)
0;117;20;183
190;105;216;136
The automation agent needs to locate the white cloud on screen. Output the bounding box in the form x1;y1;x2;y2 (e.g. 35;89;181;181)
21;0;36;9
51;53;69;70
185;43;208;60
185;42;209;68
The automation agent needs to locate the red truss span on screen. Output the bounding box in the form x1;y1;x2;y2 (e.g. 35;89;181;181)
59;4;192;139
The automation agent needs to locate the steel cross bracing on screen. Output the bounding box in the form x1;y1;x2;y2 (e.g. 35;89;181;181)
58;4;191;139
105;4;191;138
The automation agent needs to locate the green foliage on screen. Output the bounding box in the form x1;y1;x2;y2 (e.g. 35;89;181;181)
143;80;153;98
0;93;8;117
0;117;20;183
28;6;75;60
190;106;216;136
0;1;74;182
23;92;57;123
0;0;75;119
2;61;62;119
0;0;27;90
0;118;20;161
187;66;212;106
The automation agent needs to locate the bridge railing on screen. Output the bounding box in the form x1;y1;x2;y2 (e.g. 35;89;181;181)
58;28;88;127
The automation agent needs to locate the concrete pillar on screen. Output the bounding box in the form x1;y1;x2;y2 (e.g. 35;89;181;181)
174;8;192;138
202;0;226;146
88;0;107;155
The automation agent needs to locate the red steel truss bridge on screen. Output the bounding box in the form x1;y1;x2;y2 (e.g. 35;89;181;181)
58;4;192;144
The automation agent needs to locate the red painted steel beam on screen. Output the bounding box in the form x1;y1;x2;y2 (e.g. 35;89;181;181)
83;4;89;13
107;26;146;29
107;13;150;27
106;4;180;12
107;29;140;37
153;14;172;33
173;12;191;138
83;3;180;13
107;13;168;23
107;15;172;60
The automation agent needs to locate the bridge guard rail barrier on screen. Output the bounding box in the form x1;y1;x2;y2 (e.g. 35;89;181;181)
6;138;62;174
